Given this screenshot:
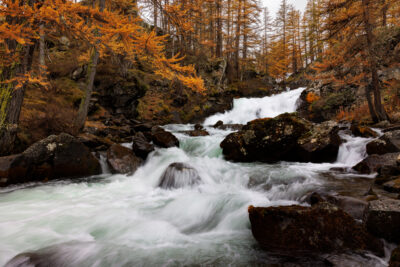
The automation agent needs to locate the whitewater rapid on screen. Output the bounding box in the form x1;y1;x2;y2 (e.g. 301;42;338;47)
0;88;386;266
204;87;304;125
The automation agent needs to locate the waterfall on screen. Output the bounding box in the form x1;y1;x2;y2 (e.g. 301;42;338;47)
204;87;305;125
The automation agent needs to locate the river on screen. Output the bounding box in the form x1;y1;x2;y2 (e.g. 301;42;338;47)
0;88;388;266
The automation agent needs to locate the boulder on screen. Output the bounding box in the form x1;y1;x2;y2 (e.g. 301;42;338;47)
366;130;400;155
213;120;224;128
131;132;154;160
0;133;101;186
107;144;142;174
215;124;243;131
350;124;379;138
304;192;368;220
353;153;400;174
248;203;384;256
384;177;400;193
390;246;400;267
158;162;201;189
77;133;115;151
5;252;60;267
221;113;341;163
364;199;400;243
150;127;180;148
194;124;203;130
181;130;210;137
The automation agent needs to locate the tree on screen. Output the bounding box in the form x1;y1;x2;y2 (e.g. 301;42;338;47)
0;0;205;156
314;0;389;122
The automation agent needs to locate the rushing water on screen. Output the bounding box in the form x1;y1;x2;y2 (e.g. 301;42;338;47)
0;88;389;266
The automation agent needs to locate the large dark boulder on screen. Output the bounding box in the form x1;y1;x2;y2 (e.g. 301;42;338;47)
150;126;179;148
353;153;400;174
364;199;400;243
350;124;378;138
367;130;400;155
384;177;400;193
303;192;368;221
390;246;400;267
248;203;384;256
158;162;201;189
107;144;142;174
0;133;101;186
220;113;341;163
131;132;154;160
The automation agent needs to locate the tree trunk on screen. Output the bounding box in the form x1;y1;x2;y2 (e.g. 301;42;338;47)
39;24;46;77
234;0;242;80
362;0;389;122
0;44;34;156
75;0;105;130
216;0;222;58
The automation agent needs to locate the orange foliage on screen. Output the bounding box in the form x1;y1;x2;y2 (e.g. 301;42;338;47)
306;92;320;103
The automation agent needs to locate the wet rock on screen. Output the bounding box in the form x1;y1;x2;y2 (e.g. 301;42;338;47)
131;132;154;160
221;113;341;163
5;252;59;267
0;133;101;186
150;127;179;148
133;122;154;133
353;153;400;174
248;203;384;256
390;246;400;267
383;177;400;193
215;124;243;131
77;133;115;151
364;199;400;243
107;144;142;174
158;162;201;189
194;124;203;130
350;124;378;138
213;120;224;128
181;130;210;137
366;130;400;155
303;192;368;220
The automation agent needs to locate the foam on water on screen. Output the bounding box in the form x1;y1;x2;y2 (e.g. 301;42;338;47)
0;88;387;266
204;87;305;125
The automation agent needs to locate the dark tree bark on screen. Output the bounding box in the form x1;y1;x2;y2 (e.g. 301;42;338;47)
362;0;389;122
75;0;105;130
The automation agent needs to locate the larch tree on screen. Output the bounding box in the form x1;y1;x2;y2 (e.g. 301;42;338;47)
0;0;205;156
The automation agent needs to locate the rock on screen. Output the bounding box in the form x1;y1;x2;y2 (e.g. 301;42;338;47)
77;133;115;151
180;130;210;137
194;124;203;130
5;252;59;267
215;124;243;131
353;153;400;174
350;124;378;138
133;122;154;133
213;120;224;128
366;130;400;155
221;113;341;163
374;120;391;129
131;132;154;160
106;144;142;174
390;246;400;267
0;133;101;186
304;192;368;220
150;127;179;148
364;199;400;243
248;203;384;256
375;175;399;185
158;162;201;189
383;177;400;193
